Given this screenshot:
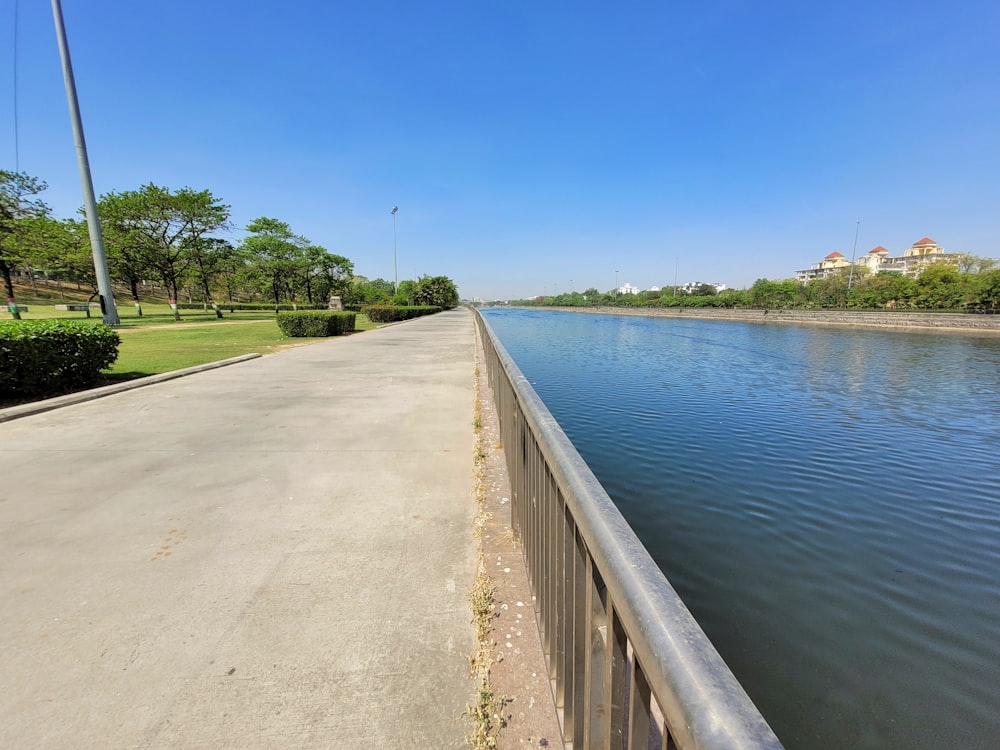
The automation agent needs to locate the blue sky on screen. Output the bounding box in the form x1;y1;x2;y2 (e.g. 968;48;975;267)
4;1;998;299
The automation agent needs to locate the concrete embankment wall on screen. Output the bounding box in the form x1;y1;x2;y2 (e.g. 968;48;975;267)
540;306;1000;334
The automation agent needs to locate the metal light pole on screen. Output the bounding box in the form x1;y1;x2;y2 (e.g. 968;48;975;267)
51;0;119;325
391;206;398;293
847;220;861;302
615;270;619;300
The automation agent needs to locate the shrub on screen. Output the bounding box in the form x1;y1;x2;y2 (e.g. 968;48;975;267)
275;311;356;337
0;320;120;398
361;305;441;323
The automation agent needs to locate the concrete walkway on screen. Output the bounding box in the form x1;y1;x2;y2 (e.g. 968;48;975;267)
0;309;478;748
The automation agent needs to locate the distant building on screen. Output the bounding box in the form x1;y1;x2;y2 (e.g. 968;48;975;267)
875;237;962;277
679;281;728;294
795;251;852;282
617;283;641;295
796;238;961;282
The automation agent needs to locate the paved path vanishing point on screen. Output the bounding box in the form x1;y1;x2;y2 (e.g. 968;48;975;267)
0;308;479;748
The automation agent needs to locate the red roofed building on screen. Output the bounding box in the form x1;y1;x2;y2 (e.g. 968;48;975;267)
799;237;960;282
795;250;853;281
905;237;941;257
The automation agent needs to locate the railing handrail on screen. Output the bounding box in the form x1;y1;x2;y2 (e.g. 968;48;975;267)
476;308;783;749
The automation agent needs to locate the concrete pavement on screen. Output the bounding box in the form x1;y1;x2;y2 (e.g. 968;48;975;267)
0;309;479;748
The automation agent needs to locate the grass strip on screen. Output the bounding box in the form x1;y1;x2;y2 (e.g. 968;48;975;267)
104;316;377;379
467;365;506;749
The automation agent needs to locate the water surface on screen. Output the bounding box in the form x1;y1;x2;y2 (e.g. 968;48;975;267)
482;308;1000;750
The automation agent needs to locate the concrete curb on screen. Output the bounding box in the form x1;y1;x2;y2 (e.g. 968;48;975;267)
0;353;262;423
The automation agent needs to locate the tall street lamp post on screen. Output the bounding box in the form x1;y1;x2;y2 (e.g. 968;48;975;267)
615;270;619;300
51;0;119;325
391;206;398;293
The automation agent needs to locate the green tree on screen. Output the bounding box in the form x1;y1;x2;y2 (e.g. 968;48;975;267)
805;269;857;308
210;244;254;309
352;277;395;305
99;184;230;319
99;195;152;315
185;237;234;317
749;278;801;309
718;289;748;307
955;253;998;274
915;264;968;309
26;217;99;303
413;275;459;309
299;245;354;306
240;217;309;309
393;279;419;306
851;272;916;309
0;170;50;318
968;269;1000;310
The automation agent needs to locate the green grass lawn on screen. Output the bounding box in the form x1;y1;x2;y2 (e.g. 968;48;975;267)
106;321;317;378
4;303;327;327
103;314;377;378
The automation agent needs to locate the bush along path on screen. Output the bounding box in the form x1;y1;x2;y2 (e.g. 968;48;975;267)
275;310;356;337
0;320;120;401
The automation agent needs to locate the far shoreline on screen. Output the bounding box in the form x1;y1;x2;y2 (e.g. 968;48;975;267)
506;305;1000;335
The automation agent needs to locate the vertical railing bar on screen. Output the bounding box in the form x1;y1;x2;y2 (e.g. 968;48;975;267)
603;598;614;750
531;436;542;610
553;487;567;711
607;600;628;750
539;461;550;659
627;652;651;750
582;551;595;749
544;468;557;666
589;564;610;749
572;527;587;745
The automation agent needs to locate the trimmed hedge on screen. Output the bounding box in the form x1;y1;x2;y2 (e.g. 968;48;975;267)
361;305;441;323
276;311;356;337
0;320;120;398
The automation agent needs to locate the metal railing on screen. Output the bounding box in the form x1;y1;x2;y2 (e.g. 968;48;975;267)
475;310;783;750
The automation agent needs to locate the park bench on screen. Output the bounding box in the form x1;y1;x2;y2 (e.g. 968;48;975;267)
54;304;95;312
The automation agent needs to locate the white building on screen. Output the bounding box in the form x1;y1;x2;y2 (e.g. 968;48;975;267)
679;281;728;294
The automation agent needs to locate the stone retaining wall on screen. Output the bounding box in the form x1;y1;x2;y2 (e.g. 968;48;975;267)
541;306;1000;333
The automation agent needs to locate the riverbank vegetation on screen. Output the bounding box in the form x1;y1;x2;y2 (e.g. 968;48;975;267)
511;261;1000;312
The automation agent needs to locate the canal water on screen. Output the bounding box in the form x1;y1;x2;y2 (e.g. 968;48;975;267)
480;307;1000;750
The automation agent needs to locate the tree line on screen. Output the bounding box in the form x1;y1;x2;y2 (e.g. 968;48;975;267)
1;170;458;320
512;260;1000;312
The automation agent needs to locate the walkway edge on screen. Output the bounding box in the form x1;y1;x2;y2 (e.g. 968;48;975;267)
0;354;261;423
